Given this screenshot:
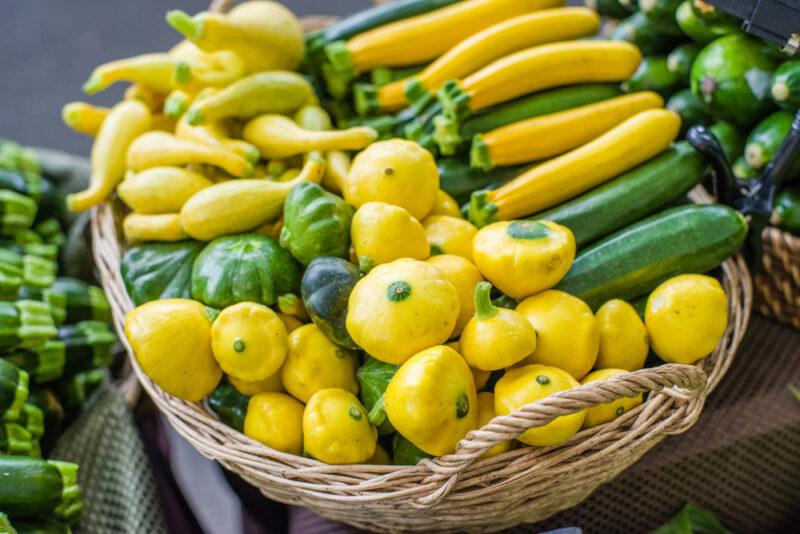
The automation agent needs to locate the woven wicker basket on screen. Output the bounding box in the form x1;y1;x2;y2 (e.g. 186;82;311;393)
90;2;753;530
755;227;800;329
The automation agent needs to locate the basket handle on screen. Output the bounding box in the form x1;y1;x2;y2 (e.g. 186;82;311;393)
413;364;707;507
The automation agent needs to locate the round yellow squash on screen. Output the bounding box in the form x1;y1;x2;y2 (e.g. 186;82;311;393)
351;201;429;271
124;299;221;401
345;139;439;221
244;392;304;455
476;392;513;458
423;215;478;261
516;290;598;380
303;388;377;464
427;254;484;337
494;364;585;447
228;370;284;396
645;274;728;364
473;220;576;299
281;323;359;403
346;258;460;364
385;345;478;456
595;299;649;371
211;302;288;382
429;190;462;218
580;368;643;429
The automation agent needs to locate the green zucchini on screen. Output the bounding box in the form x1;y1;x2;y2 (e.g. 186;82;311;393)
584;0;631;19
54;369;104;419
689;0;740;35
17;285;67;327
0;456;82;523
690;34;780;127
675;0;717;43
771;61;800;111
370;64;427;87
535;142;707;247
10;518;71;534
0;422;34;455
3;341;66;384
555;204;747;309
0;248;56;299
392;433;432;466
33;219;65;248
732;155;758;180
50;277;111;324
437;158;526;204
708;121;746;163
434;84;623;155
16;403;44;441
358;356;400;435
0;139;39;177
622;57;685;97
639;0;684;36
667;88;712;132
771;186;800;234
745;111;794;169
0;239;57;263
0;300;57;351
611;12;680;56
0;359;29;421
0;168;41;204
404;102;443;144
26;388;64;455
57;321;116;378
0;190;37;237
208;382;249;432
0;513;14;534
667;43;702;77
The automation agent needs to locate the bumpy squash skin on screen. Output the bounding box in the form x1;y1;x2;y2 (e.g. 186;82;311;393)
121;240;205;306
191;234;301;309
301;257;361;350
280;182;355;266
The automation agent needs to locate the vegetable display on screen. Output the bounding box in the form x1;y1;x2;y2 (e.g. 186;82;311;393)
55;0;751;467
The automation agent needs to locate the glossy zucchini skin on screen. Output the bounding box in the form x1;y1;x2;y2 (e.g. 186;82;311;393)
534;142;707;247
555;204;747;309
772;187;800;234
667;88;712;132
771;60;800;110
437;158;526;204
622;56;684;97
611;12;680;55
0;456;63;518
708;121;746;163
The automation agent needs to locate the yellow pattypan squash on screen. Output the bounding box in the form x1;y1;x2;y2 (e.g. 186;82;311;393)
125;299;221;401
303;388;377;464
351;201;429;272
429;190;462;218
244;392;304;455
384;345;478;456
595;299;648;371
228;370;284;396
423;215;477;261
473;220;575;299
346;258;460;364
427;254;484;337
581;368;642;429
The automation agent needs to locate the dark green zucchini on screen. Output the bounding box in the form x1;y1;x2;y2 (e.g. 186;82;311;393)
708;121;746;163
0;456;82;523
26;388;64;455
622;56;685;97
358;356;400;435
208;382;249;432
611;12;680;56
33;218;65;248
0;190;37;237
585;0;631;19
0;512;13;534
0;422;34;455
675;0;717;43
120;240;204;306
732;156;758;180
555;204;747;309
534;142;707;247
689;0;740;35
3;341;66;384
0;358;29;421
17;403;44;440
57;321;116;378
438;158;526;204
434;84;623;155
771;187;800;234
771;61;800;111
54;369;104;420
0;248;57;299
667;43;702;77
639;0;684;36
667;88;712;132
50;277;110;324
17;285;67;327
745;111;794;169
0;300;57;351
10;518;71;534
301;257;361;350
370;64;427;87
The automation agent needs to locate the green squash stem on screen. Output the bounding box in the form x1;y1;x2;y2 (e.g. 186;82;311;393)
473;282;498;321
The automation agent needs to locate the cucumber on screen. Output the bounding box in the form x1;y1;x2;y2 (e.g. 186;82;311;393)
622;57;684;97
3;341;66;384
208;382;249;432
0;359;29;421
771;186;800;234
534;142;707;247
611;12;680;56
667;88;712;132
691;34;780;127
437;158;527;204
555;204;747;309
434;84;623;155
0;456;81;523
667;43;702;77
10;518;71;534
708;121;746;163
585;0;631;19
50;277;110;324
771;61;800;111
732;155;758;180
745;111;794;169
639;0;684;36
676;0;717;43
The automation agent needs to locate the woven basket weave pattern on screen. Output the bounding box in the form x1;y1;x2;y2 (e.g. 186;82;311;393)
755;227;800;330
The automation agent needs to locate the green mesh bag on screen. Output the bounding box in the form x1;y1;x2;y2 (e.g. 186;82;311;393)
51;383;167;533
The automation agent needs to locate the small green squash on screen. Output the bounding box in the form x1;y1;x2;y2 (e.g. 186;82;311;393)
357;356;399;435
192;233;301;309
121;241;205;306
301;257;360;349
280;182;354;266
208;382;249;432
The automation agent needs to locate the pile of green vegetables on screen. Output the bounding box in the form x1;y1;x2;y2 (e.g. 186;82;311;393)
1;139;117;532
598;0;800;234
